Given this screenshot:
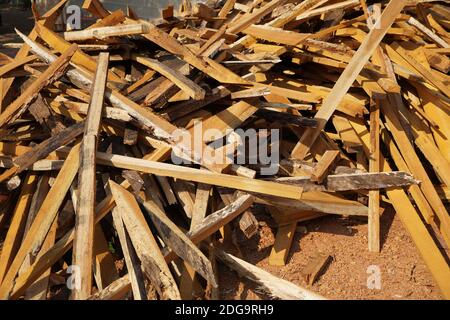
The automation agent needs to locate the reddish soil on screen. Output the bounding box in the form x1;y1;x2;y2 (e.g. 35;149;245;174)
219;208;442;300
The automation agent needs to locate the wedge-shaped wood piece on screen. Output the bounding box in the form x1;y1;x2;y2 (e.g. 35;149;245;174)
301;253;332;285
0;43;77;129
109;180;181;300
291;0;407;159
216;249;326;300
65;24;148;41
139;197;217;287
0;145;80;299
95;152;303;199
133;55;205;100
72;52;109;300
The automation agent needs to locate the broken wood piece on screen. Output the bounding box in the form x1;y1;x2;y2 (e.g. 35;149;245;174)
301;253;332;285
215;249;326;300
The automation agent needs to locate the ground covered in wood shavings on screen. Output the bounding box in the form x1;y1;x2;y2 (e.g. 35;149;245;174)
219;209;442;300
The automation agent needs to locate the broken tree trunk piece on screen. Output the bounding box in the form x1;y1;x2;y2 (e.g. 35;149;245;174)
72;53;109;300
215;249;326;300
291;0;407;159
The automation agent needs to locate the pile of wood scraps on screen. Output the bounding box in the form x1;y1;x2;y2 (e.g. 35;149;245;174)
0;0;449;300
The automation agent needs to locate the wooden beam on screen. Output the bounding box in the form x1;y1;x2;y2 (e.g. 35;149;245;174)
369;99;381;253
276;171;417;192
72;52;109;300
95;152;303;199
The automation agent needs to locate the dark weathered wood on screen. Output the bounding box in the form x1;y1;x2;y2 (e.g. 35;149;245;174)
276;171;418;192
301;253;332;285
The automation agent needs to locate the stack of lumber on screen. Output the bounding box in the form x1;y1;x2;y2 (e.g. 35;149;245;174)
0;0;449;300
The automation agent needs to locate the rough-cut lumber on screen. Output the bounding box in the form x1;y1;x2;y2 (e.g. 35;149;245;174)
72;53;109;300
95;152;303;199
276;171;418;192
109;181;181;300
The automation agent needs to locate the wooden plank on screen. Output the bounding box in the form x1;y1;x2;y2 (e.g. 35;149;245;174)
139;197;217;286
132;55;205;100
24;217;58;300
369;99;381;253
95;152;303;199
276;171;417;192
290;0;407;159
111;206;147;300
93;225;119;291
109;180;181;300
0;145;80;299
87;9;126;29
72;52;109;300
88;276;131;300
